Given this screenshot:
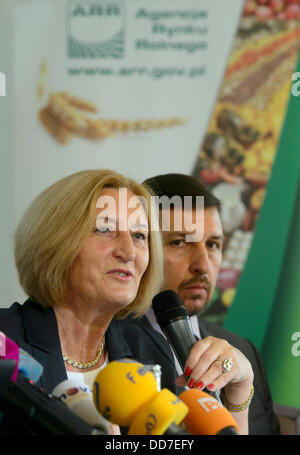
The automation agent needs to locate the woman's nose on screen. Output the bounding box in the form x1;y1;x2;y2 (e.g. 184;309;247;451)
113;231;135;262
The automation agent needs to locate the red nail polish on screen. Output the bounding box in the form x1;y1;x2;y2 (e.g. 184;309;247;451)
188;379;196;388
185;367;192;377
195;381;204;389
207;384;214;390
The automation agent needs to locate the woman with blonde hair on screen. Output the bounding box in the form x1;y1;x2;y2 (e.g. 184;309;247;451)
0;169;176;422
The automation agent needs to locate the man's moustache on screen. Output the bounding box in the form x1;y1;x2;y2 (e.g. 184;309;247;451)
179;276;211;292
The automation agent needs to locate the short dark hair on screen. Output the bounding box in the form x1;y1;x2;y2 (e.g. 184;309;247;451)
143;173;221;212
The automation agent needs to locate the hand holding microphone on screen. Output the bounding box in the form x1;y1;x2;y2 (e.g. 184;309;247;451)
152;291;254;408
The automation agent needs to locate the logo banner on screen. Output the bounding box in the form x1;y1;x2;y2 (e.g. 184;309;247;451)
192;2;300;342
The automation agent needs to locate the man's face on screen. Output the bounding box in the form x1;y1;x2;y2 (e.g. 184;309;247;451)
162;207;223;316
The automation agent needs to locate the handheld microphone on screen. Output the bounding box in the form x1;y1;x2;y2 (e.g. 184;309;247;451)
152;290;221;403
179;388;239;435
92;359;190;435
52;379;120;434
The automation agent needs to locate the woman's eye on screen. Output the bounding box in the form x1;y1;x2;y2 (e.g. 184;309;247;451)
133;232;146;241
170;239;185;247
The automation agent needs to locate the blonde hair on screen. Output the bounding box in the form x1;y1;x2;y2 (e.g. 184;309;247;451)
14;169;164;319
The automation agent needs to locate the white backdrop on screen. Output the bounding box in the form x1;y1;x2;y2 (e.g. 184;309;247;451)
0;0;243;307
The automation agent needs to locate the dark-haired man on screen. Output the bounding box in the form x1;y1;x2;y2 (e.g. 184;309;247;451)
140;173;280;435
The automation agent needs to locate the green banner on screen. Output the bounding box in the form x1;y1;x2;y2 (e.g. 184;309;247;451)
192;3;300;337
191;2;300;408
261;169;300;408
224;49;300;356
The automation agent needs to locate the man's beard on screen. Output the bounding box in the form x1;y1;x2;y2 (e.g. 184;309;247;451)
187;304;205;317
185;296;207;317
178;275;211;316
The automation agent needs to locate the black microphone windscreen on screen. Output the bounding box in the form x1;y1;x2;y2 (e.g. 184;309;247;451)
152;290;189;327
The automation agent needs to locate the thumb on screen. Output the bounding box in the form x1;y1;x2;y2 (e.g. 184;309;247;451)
109;423;121;435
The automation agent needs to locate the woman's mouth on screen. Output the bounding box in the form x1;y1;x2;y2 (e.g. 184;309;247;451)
107;269;133;281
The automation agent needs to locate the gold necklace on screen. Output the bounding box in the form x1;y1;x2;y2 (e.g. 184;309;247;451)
62;335;105;369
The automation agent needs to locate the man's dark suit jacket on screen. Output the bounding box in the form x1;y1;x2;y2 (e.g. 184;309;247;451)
134;314;280;435
0;299;177;395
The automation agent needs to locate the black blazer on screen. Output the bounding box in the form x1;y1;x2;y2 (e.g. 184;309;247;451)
134;314;280;435
0;299;176;395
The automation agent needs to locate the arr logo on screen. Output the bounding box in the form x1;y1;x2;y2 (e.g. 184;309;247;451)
0;72;6;96
67;0;125;58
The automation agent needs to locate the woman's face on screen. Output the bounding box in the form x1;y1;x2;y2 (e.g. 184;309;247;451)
68;187;150;312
